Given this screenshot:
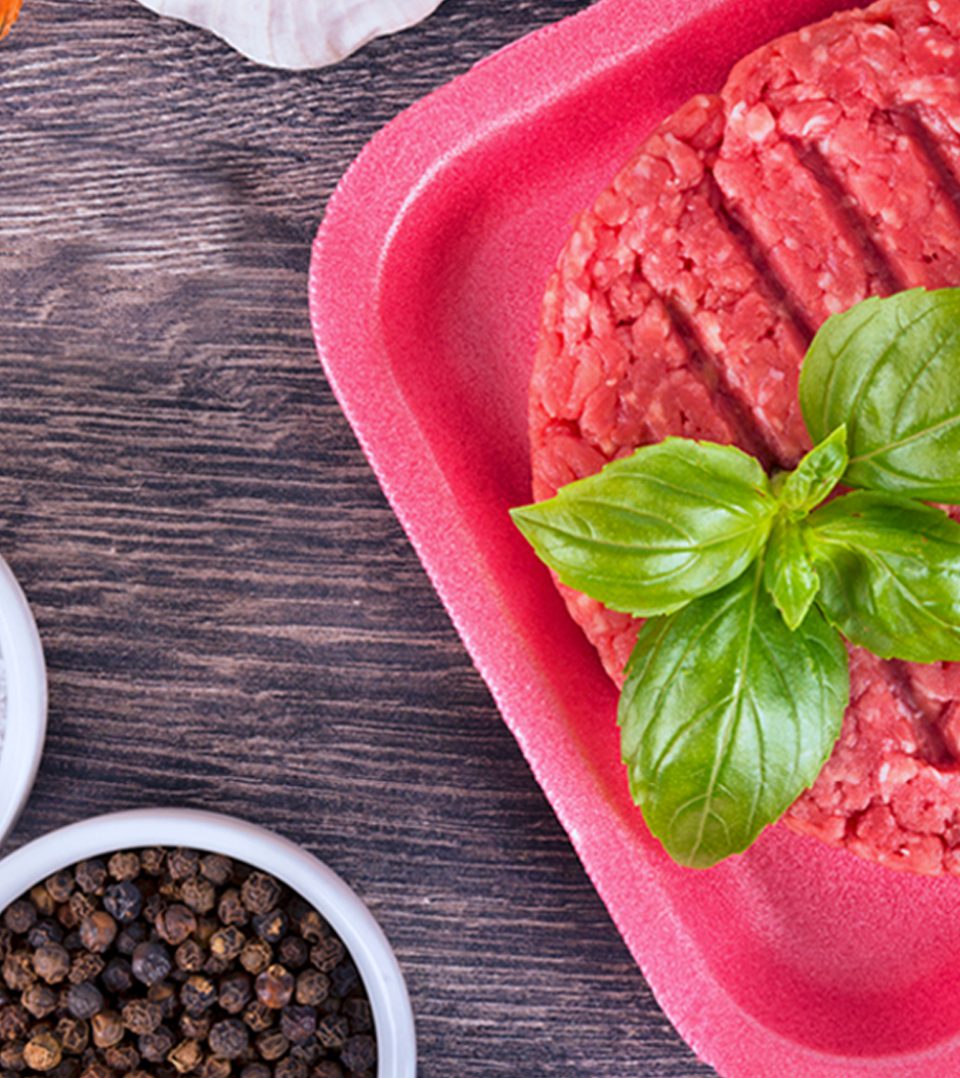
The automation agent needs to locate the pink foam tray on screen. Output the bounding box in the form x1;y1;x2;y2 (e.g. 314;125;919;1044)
309;0;960;1073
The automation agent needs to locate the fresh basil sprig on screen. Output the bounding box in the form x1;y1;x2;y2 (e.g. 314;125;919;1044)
512;287;960;869
801;287;960;501
807;492;960;662
620;561;848;868
510;439;776;617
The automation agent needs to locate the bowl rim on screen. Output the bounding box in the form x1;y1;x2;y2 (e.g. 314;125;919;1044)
0;553;47;846
0;808;416;1078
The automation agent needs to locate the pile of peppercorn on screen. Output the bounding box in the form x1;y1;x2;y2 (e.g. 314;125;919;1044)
0;849;376;1078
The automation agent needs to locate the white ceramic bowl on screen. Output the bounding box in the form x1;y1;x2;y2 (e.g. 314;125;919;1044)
0;553;47;845
0;808;417;1078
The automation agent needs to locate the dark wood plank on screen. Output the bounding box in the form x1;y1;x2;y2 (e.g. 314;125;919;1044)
0;2;717;1074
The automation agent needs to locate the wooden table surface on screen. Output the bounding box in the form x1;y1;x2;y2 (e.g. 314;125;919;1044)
0;2;717;1074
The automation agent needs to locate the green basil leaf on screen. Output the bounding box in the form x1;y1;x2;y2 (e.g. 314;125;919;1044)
775;425;848;514
800;288;960;501
763;518;820;631
807;491;960;661
619;563;849;868
510;439;775;617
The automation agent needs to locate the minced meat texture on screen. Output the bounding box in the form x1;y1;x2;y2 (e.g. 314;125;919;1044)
530;0;960;875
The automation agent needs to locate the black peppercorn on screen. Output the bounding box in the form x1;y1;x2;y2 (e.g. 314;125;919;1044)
294;970;328;1008
239;940;271;977
339;1034;375;1075
55;1017;88;1056
198;857;232;888
174;940;204;974
67;953;104;986
23;1031;62;1071
32;946;69;986
28;923;63;950
149;981;179;1021
216;893;247;928
90;1012;124;1050
328;962;359;999
167;1038;202;1074
255;966;293;1010
289;1042;320;1067
1;907;34;939
167;851;200;882
67;894;94;925
254;1029;288;1062
241;1002;272;1034
279;1006;316;1045
239;875;281;918
107;853;140;882
309;1063;344;1078
132;942;172;986
251;911;287;946
217;973;251;1015
60;929;81;951
179;881;216;916
30;886;56;918
44;875;74;905
208;1018;249;1060
156;906;197;948
276;936;307;971
0;1003;29;1041
104;884;142;925
122;1000;163;1036
194;920;217;949
180;977;217;1017
3;954;36;992
295;911;326;944
139;850;166;877
138;1026;176;1063
79;913;116;955
308;939;344;975
66;983;103;1020
178;1012;210;1041
341;997;372;1035
143;894;167;925
115;922;148;956
103;1042;140;1073
74;862;106;896
0;1041;23;1071
208;928;244;964
102;957;134;995
20;984;57;1019
314;1015;348;1052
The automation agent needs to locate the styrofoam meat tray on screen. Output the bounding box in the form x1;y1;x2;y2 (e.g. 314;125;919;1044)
309;1;960;1073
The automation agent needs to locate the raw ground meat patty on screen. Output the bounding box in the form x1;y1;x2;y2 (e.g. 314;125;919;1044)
530;0;960;875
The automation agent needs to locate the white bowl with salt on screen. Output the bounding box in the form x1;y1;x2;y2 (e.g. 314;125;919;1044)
0;554;46;844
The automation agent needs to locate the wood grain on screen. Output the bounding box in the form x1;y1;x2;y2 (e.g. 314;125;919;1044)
0;2;716;1074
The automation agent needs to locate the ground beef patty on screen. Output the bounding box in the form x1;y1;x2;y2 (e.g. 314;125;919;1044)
530;0;960;875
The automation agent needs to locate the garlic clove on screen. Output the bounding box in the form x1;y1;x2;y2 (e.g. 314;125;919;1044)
136;0;445;70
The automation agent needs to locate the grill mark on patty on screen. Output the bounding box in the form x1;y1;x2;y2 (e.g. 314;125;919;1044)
892;104;960;226
788;138;906;296
624;167;811;464
789;103;960;288
659;296;782;472
701;169;816;345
